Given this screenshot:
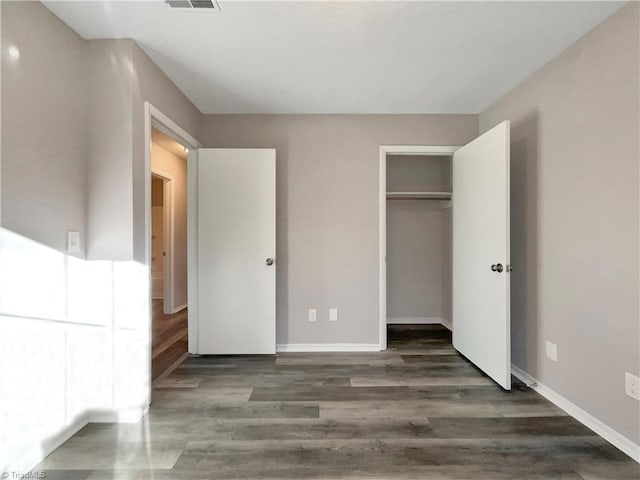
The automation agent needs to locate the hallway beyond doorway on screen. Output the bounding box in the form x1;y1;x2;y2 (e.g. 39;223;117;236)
152;299;188;381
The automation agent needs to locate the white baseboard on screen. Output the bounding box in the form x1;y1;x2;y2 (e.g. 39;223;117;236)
28;414;91;472
276;343;380;353
172;303;187;314
153;352;189;385
90;406;147;424
441;318;452;331
511;365;640;463
23;405;149;473
387;317;444;324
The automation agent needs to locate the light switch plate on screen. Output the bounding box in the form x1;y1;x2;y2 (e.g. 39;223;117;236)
67;230;81;253
329;308;338;322
545;341;557;362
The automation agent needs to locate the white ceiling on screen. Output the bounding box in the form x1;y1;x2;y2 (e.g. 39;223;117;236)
43;1;625;114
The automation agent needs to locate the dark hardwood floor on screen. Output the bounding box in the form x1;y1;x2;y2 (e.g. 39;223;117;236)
152;299;188;381
36;325;639;479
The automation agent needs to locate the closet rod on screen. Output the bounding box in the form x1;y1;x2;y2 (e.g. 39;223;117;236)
386;191;452;200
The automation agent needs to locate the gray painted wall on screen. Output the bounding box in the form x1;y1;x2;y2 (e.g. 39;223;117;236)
0;2;203;470
201;115;477;345
86;39;135;260
86;39;203;261
1;0;87;253
6;0;637;459
1;1;203;262
386;202;451;322
480;2;639;443
386;155;452;322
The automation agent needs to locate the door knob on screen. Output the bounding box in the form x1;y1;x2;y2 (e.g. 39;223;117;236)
265;258;274;266
491;263;504;273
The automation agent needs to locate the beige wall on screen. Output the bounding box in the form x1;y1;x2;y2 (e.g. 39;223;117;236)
201;115;477;345
151;141;188;308
1;0;87;253
480;3;639;443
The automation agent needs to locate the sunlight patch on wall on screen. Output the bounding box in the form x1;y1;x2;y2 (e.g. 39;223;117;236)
0;229;151;473
0;230;66;320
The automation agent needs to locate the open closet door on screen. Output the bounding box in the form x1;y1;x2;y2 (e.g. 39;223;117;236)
452;121;511;389
189;148;276;354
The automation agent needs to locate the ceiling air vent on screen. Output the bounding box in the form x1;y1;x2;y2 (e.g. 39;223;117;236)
166;0;220;10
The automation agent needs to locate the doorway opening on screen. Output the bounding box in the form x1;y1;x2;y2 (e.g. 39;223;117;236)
385;152;454;350
150;128;189;381
144;102;202;394
379;121;512;390
379;146;458;351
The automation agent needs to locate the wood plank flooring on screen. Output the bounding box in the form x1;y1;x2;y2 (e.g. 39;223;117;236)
152;299;188;381
35;325;639;479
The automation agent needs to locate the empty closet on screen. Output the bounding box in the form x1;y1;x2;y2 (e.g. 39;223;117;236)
386;155;453;329
380;119;513;390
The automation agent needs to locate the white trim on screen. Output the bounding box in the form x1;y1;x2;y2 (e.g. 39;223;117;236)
276;343;381;353
379;145;460;352
172;303;188;314
387;317;445;324
441;318;452;331
144;102;202;406
380;145;461;155
511;365;640;463
148;104;201;150
35;414;90;473
90;406;148;424
27;405;148;472
152;352;189;385
379;147;387;351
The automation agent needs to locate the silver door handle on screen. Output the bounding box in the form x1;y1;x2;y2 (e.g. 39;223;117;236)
491;263;504;273
266;258;275;266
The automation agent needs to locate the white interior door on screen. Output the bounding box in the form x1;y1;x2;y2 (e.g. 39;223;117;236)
191;148;276;355
452;121;511;389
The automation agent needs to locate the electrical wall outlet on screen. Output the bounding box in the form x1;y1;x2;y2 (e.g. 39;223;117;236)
308;309;317;322
329;308;338;322
625;372;640;401
545;341;557;362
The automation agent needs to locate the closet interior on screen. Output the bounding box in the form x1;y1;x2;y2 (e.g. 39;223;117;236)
386;154;453;329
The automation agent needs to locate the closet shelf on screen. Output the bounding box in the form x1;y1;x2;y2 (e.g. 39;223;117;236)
386;191;452;200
